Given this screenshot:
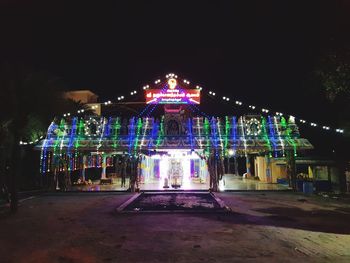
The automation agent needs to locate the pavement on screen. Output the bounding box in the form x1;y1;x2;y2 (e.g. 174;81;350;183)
68;174;289;191
1;191;350;263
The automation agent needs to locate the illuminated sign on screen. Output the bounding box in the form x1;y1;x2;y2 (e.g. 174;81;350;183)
145;88;201;104
168;78;177;90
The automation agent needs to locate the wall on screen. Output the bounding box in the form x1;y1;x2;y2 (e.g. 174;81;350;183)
255;156;288;183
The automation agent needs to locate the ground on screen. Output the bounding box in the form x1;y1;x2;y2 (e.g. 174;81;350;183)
70;174;289;191
1;191;350;263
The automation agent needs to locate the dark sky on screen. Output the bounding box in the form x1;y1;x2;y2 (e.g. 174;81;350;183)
1;0;350;125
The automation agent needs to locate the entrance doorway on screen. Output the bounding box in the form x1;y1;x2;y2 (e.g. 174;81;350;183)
139;150;209;190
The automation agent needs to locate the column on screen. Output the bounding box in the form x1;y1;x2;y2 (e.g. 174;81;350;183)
245;155;251;177
286;150;296;190
234;155;239;176
265;155;271;183
226;157;230;174
81;155;87;181
101;154;107;180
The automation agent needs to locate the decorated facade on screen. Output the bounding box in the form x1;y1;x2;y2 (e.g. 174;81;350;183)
36;75;313;191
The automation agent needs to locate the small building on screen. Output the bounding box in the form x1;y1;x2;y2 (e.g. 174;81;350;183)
64;90;101;115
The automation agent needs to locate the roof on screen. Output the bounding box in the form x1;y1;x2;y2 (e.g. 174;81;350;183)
35;115;313;154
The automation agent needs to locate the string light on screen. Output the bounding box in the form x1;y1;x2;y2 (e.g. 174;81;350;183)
336;129;344;133
147;75;346;135
21;74;348;150
69;75;347;136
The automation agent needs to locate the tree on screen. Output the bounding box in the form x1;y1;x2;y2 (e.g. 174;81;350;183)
314;48;350;136
315;49;350;102
314;48;350;192
0;62;85;212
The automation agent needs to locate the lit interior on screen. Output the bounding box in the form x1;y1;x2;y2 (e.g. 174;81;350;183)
142;150;208;190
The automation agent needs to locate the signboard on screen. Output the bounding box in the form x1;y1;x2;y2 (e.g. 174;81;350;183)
145;78;201;105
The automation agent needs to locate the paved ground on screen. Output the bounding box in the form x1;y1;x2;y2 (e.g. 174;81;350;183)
1;192;350;263
69;174;288;191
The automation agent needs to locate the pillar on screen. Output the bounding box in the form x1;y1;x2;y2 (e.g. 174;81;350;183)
234;155;239;176
245;155;251;177
81;155;87;181
265;155;272;183
286;150;296;190
226;157;230;174
101;154;107;180
55;168;60;190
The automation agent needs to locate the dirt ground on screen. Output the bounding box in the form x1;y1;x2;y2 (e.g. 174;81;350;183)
1;191;350;263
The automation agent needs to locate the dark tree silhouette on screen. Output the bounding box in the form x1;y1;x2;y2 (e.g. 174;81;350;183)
0;63;87;212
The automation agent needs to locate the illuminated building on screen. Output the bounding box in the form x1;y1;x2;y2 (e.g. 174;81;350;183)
37;75;313;191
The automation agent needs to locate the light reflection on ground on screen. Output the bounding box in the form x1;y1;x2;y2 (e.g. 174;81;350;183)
68;174;290;191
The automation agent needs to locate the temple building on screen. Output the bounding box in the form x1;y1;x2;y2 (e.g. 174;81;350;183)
37;74;314;191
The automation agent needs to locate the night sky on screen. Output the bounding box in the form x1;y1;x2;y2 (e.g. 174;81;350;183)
1;1;350;155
